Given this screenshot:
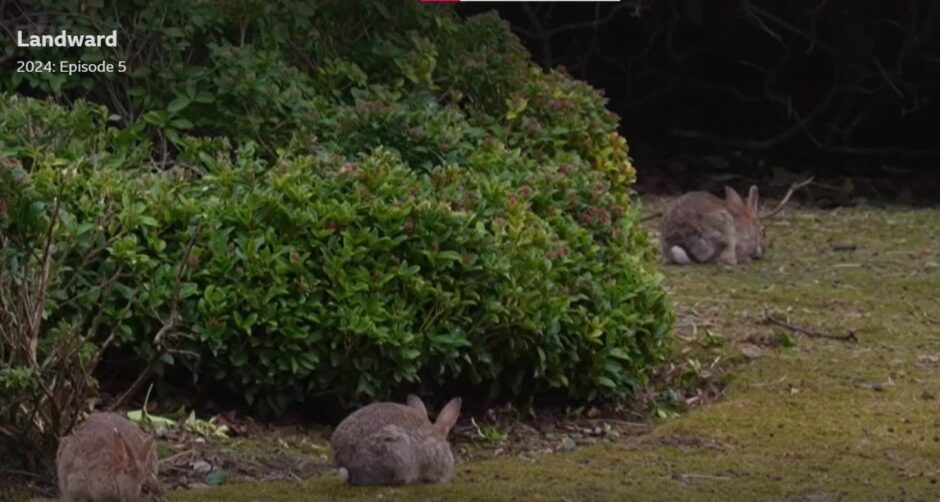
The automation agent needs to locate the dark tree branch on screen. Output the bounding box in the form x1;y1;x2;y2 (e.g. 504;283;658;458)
670;86;837;151
546;3;633;37
109;223;202;411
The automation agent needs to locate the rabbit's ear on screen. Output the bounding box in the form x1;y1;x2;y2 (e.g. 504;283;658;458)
406;395;428;418
113;429;135;466
724;186;745;208
434;397;462;435
139;435;156;462
747;186;760;215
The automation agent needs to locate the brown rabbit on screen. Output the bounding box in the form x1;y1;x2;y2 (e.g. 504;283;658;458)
56;412;163;502
331;395;462;486
660;186;765;265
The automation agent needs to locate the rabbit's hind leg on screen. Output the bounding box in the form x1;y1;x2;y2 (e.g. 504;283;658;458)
712;211;738;265
690;210;736;265
671;222;718;263
715;243;738;265
684;236;717;263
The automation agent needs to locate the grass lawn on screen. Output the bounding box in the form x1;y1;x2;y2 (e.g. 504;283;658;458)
105;203;940;501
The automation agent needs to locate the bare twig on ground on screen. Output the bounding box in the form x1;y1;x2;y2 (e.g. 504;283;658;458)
673;472;732;482
760;308;858;342
761;176;815;219
584;418;650;428
640;211;663;223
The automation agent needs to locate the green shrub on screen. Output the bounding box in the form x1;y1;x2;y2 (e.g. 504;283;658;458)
0;141;140;473
1;1;673;416
4;1;524;157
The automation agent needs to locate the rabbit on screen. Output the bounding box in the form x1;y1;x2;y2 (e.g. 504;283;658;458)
660;185;765;265
330;395;462;486
56;412;163;502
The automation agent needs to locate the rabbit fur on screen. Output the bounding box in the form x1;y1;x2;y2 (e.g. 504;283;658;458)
56;412;163;502
661;185;765;265
331;395;462;486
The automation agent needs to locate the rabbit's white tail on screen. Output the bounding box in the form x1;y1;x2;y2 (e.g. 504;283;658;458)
338;467;349;483
668;246;692;265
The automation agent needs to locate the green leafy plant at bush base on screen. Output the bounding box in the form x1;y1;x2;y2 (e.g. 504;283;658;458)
1;1;674;417
471;418;508;445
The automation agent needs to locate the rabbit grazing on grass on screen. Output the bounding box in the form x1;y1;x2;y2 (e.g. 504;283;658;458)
331;395;462;486
57;412;163;502
661;185;765;266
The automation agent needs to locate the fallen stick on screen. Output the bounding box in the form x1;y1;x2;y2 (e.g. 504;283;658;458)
640;211;663;223
673;472;731;482
761;176;815;219
761;309;858;342
584;418;650;428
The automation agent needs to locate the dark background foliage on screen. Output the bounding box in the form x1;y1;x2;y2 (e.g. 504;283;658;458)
459;1;940;203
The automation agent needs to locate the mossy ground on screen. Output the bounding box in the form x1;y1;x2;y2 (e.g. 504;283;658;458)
81;203;940;501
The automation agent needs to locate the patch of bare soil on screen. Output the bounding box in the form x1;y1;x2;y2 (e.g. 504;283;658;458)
154;416;333;491
450;404;654;462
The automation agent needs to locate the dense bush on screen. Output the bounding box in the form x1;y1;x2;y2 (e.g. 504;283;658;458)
1;1;672;416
